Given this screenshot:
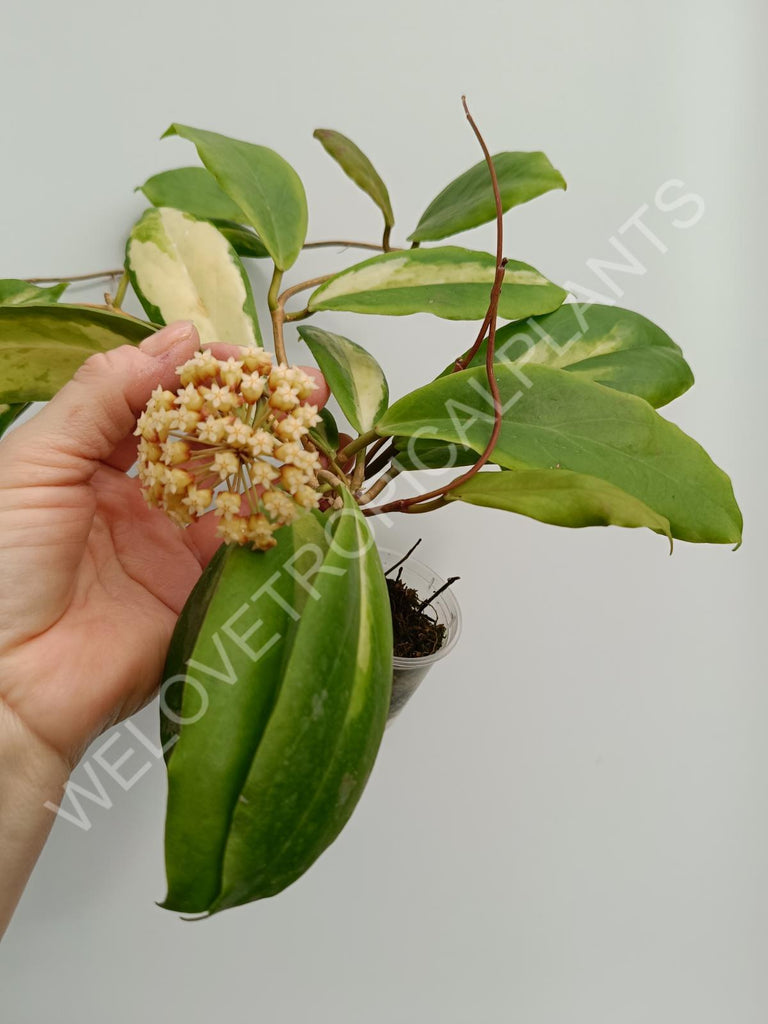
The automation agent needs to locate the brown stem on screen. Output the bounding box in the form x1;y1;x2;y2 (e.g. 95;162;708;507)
303;238;397;253
284;308;312;323
278;274;333;307
358;465;401;505
24;269;124;284
22;240;395;289
453;309;492;373
351;451;367;492
363;96;506;519
270;272;332;365
382;224;392;252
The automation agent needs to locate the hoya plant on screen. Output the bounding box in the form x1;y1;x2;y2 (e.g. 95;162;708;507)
0;101;742;917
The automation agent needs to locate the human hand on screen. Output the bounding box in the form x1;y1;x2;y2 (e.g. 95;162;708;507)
0;322;329;769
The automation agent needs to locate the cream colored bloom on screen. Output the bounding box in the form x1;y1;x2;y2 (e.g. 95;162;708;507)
136;347;326;550
215;491;242;516
213;451;240;480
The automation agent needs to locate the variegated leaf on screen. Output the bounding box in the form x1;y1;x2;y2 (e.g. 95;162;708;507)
376;364;742;545
125;207;263;346
0;279;68;306
307;246;566;321
298;325;389;434
446;469;672;545
0;305;154;404
450;303;694;409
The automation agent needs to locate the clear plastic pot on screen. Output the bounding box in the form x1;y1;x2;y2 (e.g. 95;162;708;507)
378;547;462;722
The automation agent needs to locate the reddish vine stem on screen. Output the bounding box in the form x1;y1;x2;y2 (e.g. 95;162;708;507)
364;96;506;518
453;309;492;373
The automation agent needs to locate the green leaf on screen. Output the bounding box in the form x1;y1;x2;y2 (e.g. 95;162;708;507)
162;514;327;912
308;246;566;321
213;490;392;911
409;151;566;243
0;279;68;306
298;325;389;434
377;365;742;544
313;128;394;229
163;124;308;271
0;305;154;404
309;406;340;454
138;166;246;222
0;403;30;438
125;207;263;346
211;221;269;259
392;435;477;471
446;469;672;545
162;496;392;914
450;303;694;408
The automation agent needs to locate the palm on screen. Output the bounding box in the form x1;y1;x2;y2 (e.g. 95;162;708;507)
0;330;327;768
0;465;212;764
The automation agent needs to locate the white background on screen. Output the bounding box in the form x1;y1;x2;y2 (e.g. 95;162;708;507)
1;1;765;1021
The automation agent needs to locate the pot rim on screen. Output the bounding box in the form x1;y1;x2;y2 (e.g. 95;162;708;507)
377;545;462;669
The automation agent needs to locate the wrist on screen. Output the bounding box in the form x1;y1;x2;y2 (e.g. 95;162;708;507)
0;698;70;937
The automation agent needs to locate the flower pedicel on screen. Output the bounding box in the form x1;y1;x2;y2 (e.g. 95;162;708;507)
134;346;322;549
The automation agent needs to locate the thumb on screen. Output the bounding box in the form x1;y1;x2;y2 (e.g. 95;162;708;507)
1;321;200;487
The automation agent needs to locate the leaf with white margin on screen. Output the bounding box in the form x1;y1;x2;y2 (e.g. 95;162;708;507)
298;325;389;434
446;469;672;546
449;303;694;409
125;207;263;347
307;246;566;321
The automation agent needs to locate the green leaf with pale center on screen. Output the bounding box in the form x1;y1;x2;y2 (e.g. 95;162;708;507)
0;279;68;306
446;469;672;545
162;514;329;911
377;364;742;545
314;128;394;229
0;305;154;404
213;489;392;910
163;124;308;271
409;151;566;243
298;325;389;434
308;246;566;321
162;494;392;914
450;303;693;408
125;207;263;346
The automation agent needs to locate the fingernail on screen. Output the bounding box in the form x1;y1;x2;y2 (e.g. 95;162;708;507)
140;321;197;357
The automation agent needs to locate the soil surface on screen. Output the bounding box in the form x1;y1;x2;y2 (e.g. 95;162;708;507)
386;573;447;658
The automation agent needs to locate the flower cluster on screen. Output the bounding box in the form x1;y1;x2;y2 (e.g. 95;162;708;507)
135;347;322;549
